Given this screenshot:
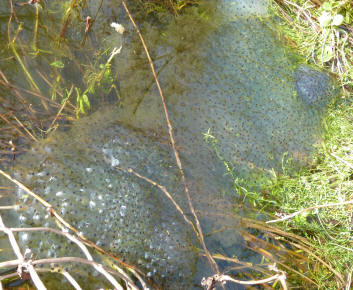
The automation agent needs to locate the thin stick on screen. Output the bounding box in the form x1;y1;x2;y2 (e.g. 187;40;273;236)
62;272;82;290
122;0;220;276
0;169;52;208
0;256;127;289
49;84;74;130
10;36;40;92
0;71;27;104
121;167;198;235
33;3;39;51
12;115;38;142
0;70;50;116
266;200;353;224
243;222;343;285
202;272;287;288
0;215;46;290
0;205;17;210
0;272;18;281
0;260;19;269
346;265;353;290
8;0;18;44
59;0;75;41
0;114;28;140
81;0;104;46
35;69;76;110
330;152;353;170
201;262;287;290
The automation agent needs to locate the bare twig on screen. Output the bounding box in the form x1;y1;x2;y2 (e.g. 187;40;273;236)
49;84;74;130
81;0;104;46
0;70;58;116
0;205;17;210
284;0;319;32
0;260;20;269
19;226;131;289
266;200;353;223
59;0;75;40
0;215;46;289
0;114;28;140
12;114;38;142
35;69;76;111
62;272;82;290
346;265;353;290
33;2;39;51
8;0;19;43
330;152;353;170
201;263;287;290
121;0;220;276
120;166;198;235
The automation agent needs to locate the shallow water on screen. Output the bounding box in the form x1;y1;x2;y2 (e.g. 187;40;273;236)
0;0;335;289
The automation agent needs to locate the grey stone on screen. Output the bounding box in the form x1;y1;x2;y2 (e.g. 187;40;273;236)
295;65;331;105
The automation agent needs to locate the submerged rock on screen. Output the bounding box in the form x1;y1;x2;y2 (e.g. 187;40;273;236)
295;65;332;105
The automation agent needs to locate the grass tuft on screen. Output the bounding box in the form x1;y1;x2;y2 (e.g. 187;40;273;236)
224;1;353;288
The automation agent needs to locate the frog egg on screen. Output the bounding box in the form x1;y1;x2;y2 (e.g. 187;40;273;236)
19;232;29;243
119;205;127;217
19;214;28;223
32;213;42;223
89;200;96;209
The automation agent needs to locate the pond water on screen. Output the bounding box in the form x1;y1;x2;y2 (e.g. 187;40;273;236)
0;0;335;289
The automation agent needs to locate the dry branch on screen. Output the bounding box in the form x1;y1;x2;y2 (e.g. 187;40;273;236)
201;267;287;290
49;84;74;130
120;166;198;234
267;200;353;224
0;215;46;289
121;0;220;278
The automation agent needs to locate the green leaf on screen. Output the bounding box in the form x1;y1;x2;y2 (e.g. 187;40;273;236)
79;98;85;114
50;60;64;69
88;85;95;94
321;45;334;63
82;94;90;109
322;2;332;11
345;11;351;24
319;11;332;27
